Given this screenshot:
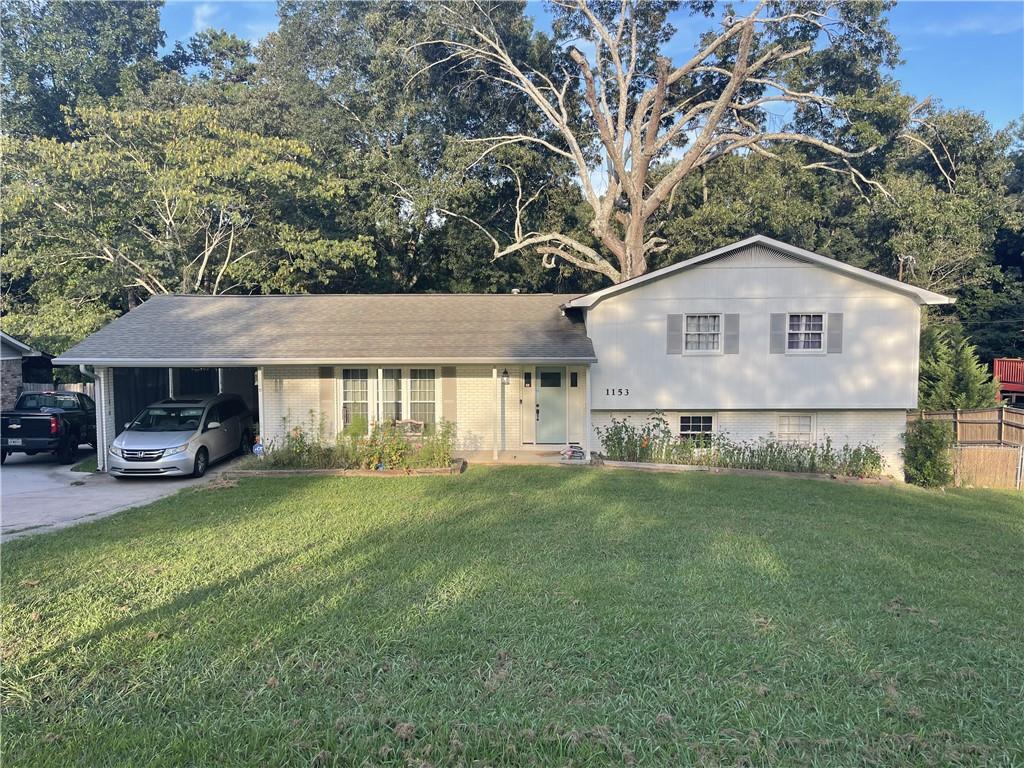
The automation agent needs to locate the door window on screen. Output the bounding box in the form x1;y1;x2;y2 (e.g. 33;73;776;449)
540;371;562;387
204;404;222;429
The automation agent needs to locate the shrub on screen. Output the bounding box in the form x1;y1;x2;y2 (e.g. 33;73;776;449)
239;420;456;471
596;414;884;478
902;419;954;487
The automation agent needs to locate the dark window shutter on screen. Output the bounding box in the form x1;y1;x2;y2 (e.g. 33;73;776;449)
769;313;786;354
441;366;457;423
827;313;843;353
666;314;683;354
723;314;740;354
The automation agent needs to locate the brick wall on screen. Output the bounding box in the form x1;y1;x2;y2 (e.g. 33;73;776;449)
592;408;906;477
1;358;21;410
261;366;324;446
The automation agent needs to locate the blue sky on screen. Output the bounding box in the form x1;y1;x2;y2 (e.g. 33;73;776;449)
161;0;1024;128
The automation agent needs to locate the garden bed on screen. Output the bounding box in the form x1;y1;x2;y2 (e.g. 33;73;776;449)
599;459;893;484
225;458;467;478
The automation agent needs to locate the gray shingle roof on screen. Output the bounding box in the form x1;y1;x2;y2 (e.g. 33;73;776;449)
54;294;596;365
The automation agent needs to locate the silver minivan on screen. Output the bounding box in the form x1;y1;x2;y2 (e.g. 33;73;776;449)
108;394;253;478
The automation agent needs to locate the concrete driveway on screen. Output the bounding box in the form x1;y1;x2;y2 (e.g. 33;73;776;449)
1;447;232;542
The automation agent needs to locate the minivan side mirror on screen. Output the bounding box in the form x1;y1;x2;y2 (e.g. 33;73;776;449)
206;421;221;431
124;422;131;430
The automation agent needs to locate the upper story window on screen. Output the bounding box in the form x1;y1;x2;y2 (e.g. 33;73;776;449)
787;314;824;352
685;314;721;352
777;414;814;443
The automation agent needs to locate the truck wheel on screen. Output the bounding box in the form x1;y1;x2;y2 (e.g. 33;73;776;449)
57;436;77;464
192;447;209;478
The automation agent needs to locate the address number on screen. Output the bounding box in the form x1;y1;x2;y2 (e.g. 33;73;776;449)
605;388;630;396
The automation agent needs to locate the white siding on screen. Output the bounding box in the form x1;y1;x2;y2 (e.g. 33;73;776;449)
586;245;922;411
259;363;586;452
592;408;906;477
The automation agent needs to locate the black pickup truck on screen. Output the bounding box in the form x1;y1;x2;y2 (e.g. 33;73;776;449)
1;391;97;465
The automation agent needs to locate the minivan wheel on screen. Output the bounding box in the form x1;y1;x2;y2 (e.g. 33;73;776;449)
192;447;209;478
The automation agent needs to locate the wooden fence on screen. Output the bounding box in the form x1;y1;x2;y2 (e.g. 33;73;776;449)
909;407;1024;446
908;407;1024;490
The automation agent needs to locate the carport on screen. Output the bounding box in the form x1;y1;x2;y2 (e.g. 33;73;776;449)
89;366;259;472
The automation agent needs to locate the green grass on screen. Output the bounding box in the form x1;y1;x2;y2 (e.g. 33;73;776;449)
70;453;97;473
3;467;1022;767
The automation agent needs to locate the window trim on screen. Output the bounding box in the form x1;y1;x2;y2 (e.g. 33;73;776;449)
776;413;815;444
682;312;724;356
678;413;715;442
341;368;370;430
785;312;827;355
408;368;436;426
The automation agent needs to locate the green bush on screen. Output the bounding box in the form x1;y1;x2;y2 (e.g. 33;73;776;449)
902;419;954;487
596;414;884;478
239;420;456;471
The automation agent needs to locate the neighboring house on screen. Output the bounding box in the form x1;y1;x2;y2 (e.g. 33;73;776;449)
1;331;53;410
994;358;1024;406
54;236;951;475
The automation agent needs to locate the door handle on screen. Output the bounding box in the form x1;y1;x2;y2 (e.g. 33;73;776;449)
535;403;540;421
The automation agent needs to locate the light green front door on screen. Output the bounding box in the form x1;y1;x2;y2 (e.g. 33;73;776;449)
536;366;567;444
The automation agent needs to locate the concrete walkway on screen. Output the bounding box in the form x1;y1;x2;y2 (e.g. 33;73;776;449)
1;448;232;542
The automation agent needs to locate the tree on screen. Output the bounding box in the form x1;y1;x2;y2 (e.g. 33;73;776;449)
918;325;998;411
412;0;925;282
1;105;377;352
0;0;166;139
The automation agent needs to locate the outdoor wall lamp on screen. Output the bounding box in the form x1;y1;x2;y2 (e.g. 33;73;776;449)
500;368;510;385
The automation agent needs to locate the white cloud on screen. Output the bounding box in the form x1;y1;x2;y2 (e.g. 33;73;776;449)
918;12;1024;38
192;2;218;33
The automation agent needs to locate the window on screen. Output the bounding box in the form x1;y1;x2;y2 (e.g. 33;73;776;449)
570;371;578;388
523;371;532;388
787;314;824;351
380;368;402;422
685;314;721;351
342;369;368;428
777;414;814;443
204;404;222;429
540;371;561;387
409;368;435;425
679;415;714;443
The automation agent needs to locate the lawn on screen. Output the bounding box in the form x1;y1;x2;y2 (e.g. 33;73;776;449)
3;467;1023;767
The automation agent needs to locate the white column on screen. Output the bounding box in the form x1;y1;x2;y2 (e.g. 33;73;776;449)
95;367;116;472
584;365;593;460
492;366;499;460
217;368;224;394
256;367;265;443
167;367;174;398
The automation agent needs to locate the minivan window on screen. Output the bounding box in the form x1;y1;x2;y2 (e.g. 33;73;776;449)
129;407;204;432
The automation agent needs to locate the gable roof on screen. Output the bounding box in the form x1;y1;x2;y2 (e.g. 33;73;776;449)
53;294;596;366
563;235;953;309
1;331;41;356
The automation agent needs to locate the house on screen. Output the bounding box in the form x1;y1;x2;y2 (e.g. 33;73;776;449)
994;358;1024;407
54;236;951;475
1;331;53;410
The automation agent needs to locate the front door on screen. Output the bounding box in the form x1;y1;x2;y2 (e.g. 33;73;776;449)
536;367;567;444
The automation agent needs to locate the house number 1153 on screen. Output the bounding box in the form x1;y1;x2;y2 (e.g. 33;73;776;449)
605;388;630;396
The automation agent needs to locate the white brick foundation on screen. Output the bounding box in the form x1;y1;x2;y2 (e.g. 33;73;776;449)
592;408;906;477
